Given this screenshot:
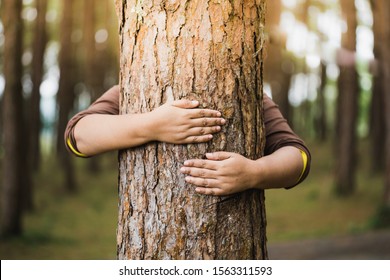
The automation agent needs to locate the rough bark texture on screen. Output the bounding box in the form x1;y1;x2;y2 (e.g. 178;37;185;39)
1;0;24;236
115;0;267;260
335;0;358;196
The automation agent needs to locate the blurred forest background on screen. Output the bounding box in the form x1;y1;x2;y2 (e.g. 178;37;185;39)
0;0;389;259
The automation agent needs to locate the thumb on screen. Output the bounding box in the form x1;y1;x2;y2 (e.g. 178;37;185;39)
206;152;232;161
172;99;199;109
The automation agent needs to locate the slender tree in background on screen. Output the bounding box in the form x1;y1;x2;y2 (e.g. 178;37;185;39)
57;0;77;192
30;0;48;171
115;0;267;259
1;0;24;236
370;0;385;173
334;0;358;196
264;0;292;122
371;0;390;225
21;0;49;211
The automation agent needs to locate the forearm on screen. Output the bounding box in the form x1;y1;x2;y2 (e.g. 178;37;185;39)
253;146;304;190
74;113;154;156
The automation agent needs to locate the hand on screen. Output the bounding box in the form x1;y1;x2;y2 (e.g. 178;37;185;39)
149;100;226;144
180;152;259;196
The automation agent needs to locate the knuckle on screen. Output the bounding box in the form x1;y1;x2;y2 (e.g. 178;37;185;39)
199;128;206;135
202;118;208;126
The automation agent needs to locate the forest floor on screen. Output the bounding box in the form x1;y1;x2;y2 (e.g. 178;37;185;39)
268;228;390;260
1;141;389;260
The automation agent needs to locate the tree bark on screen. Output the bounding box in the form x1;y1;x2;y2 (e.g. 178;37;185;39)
335;0;358;196
115;0;267;260
1;0;24;236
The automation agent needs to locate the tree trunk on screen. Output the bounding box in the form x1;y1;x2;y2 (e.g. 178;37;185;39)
30;0;48;171
371;0;390;207
370;0;386;174
1;0;24;236
316;62;327;142
264;0;292;122
57;0;77;192
335;0;358;196
115;0;267;260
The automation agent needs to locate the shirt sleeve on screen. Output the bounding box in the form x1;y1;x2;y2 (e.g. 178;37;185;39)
263;94;311;188
64;85;120;157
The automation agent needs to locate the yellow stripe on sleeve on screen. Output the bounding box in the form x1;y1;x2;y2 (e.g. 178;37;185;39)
297;149;308;183
66;138;88;158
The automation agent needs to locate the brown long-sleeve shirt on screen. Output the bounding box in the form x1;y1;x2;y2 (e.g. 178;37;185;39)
65;86;311;187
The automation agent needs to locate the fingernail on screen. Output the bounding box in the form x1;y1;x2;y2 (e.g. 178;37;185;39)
191;100;199;105
221;119;226;124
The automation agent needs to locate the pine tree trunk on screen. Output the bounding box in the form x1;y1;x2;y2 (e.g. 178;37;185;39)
1;0;24;236
115;0;267;260
335;0;358;196
57;0;77;192
371;0;390;207
30;0;48;171
264;0;292;122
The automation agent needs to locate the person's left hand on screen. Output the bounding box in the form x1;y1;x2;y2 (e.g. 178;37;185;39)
180;152;259;196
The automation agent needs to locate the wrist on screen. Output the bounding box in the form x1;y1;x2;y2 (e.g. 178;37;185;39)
252;157;270;190
123;112;156;144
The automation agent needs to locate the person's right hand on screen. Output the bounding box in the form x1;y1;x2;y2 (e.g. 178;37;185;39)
148;100;226;144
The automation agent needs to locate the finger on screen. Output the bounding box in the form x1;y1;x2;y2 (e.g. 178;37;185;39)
195;187;224;196
180;166;217;178
183;134;213;144
191;117;226;127
190;108;222;118
185;176;219;188
172;99;199;109
206;152;232;161
183;159;218;170
187;126;221;136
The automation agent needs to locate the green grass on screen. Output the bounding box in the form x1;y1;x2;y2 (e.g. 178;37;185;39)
0;154;119;259
266;139;384;242
0;140;385;259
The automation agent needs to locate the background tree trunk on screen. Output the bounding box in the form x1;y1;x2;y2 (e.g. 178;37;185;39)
371;0;390;218
115;0;267;260
57;0;77;192
30;0;48;172
264;0;292;122
335;0;358;196
1;0;24;236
